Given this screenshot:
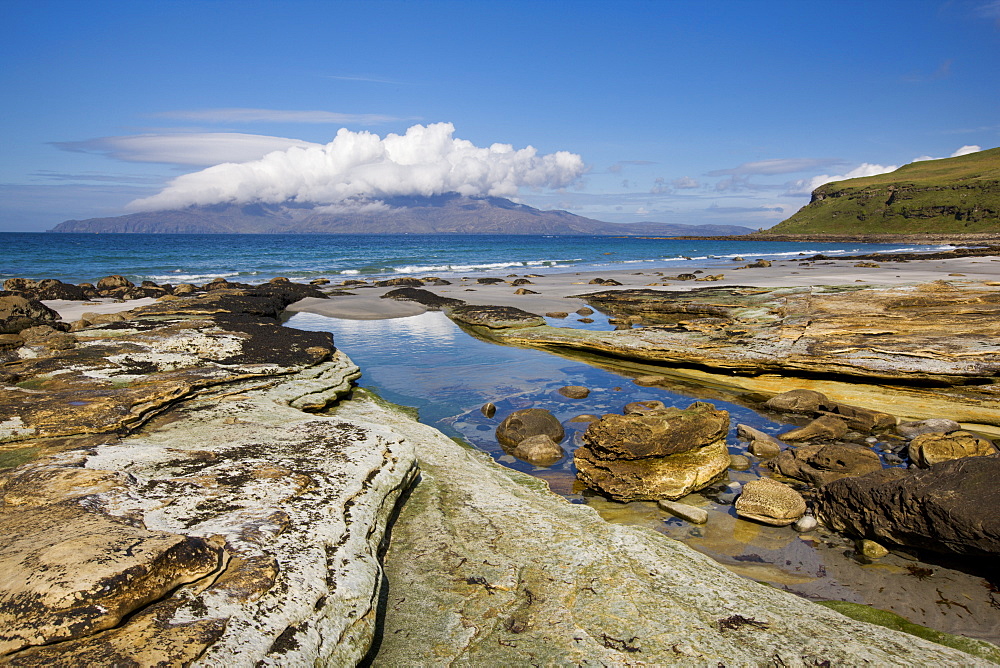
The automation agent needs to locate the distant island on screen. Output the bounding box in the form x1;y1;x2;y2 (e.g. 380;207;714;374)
49;193;754;236
763;147;999;235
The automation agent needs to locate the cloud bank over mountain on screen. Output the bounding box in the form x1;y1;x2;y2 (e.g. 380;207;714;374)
128;123;586;212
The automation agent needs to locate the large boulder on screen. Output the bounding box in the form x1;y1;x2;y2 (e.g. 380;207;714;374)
575;440;731;502
0;294;63;334
815;455;1000;556
96;275;135;292
581;401;728;459
734;477;807;527
495;409;564;449
822;404;897;431
908;431;997;468
509;434;565;467
575;402;731;501
768;443;882;486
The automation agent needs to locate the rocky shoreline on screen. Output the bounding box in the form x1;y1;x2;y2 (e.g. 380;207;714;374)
2;274;999;664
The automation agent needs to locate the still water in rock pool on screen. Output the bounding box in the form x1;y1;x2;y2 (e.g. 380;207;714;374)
285;310;1000;644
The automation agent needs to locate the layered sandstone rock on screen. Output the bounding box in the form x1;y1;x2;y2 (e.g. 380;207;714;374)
475;283;1000;430
574;402;731;501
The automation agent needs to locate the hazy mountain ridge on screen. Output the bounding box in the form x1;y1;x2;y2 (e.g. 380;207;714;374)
766;147;1000;235
50;194;754;236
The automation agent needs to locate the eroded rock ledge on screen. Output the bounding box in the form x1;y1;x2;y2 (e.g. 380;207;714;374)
0;283;415;665
458;281;1000;431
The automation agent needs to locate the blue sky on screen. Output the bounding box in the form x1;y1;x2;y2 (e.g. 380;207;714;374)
1;0;998;231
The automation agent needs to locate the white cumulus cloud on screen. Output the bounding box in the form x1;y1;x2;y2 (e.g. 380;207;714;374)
913;144;982;161
128;123;586;211
789;144;984;195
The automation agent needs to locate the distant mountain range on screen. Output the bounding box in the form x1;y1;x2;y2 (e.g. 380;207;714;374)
765;147;1000;235
50;194;754;236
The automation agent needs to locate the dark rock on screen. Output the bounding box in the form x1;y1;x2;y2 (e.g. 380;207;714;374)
545;311;569;319
476;277;506;285
381;287;465;309
375;277;424;288
768;443;882;486
815;455;1000;556
511;278;534;286
0;295;63;334
779;415;849;442
557;386;590;399
449;305;545;329
481;402;497;418
495;409;564;449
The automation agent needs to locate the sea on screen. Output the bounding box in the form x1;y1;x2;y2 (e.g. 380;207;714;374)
1;232;951;286
6;231;996;641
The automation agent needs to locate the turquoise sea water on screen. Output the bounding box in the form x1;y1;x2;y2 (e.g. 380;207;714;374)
2;232;946;285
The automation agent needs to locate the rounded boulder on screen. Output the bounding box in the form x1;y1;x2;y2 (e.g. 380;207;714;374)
496;408;565;449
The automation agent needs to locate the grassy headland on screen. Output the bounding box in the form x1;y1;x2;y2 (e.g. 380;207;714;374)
763;147;1000;235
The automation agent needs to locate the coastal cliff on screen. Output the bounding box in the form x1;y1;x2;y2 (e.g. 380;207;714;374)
765;147;1000;235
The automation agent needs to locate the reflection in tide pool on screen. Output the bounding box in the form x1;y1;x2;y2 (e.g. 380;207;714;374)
284;310;780;476
283;310;1000;645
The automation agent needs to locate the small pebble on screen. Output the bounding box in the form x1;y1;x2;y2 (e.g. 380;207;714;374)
793;515;818;532
729;454;751;470
658;500;709;524
857;538;890;559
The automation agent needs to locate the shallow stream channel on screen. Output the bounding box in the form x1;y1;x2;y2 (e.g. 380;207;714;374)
285;310;1000;644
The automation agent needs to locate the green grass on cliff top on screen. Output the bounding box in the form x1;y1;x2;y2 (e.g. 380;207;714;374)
833;146;1000;188
764;147;1000;235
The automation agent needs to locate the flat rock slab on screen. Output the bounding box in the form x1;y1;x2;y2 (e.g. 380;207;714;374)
333;401;983;665
0;500;222;656
1;287;334;442
487;282;1000;430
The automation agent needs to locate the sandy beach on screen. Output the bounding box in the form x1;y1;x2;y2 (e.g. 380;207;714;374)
285;253;1000;320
